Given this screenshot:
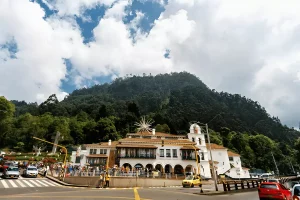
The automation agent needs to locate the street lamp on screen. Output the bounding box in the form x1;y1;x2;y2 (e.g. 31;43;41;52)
205;123;218;192
32;136;68;181
193;113;223;192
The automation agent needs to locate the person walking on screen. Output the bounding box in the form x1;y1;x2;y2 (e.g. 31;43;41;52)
105;173;110;187
97;173;104;188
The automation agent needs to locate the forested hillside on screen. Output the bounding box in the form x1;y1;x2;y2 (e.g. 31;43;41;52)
1;72;300;174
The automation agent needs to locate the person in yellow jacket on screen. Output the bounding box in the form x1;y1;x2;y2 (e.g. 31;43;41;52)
105;173;110;187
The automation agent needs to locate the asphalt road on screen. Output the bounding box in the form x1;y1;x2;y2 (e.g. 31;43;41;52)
0;186;260;200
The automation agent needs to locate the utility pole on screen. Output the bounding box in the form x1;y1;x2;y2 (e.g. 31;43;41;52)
51;131;61;154
271;152;279;176
206;123;218;191
289;159;295;174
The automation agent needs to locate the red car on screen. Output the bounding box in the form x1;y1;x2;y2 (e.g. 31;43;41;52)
258;182;291;200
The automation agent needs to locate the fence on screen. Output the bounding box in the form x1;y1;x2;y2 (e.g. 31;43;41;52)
48;168;186;180
222;179;263;192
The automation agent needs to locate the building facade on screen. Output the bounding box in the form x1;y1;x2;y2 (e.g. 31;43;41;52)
71;123;250;179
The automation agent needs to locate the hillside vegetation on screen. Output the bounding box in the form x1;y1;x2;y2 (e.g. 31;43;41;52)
1;72;300;174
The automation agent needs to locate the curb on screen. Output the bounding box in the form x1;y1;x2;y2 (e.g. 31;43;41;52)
63;185;183;190
44;175;88;187
194;188;258;196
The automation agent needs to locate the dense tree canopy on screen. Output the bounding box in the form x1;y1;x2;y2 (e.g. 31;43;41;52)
1;72;299;174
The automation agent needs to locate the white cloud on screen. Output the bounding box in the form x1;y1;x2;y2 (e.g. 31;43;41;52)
0;0;83;102
1;0;300;128
42;0;116;16
104;0;131;20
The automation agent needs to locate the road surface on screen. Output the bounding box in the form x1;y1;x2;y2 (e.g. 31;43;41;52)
0;185;260;200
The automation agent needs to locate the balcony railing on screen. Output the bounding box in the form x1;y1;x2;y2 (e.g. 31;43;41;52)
118;155;156;159
182;156;196;160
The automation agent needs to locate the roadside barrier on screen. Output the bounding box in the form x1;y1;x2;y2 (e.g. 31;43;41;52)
222;179;263;192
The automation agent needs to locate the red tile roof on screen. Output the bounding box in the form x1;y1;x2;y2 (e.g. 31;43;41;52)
119;138;196;145
206;143;227;150
116;144;157;149
180;146;200;150
85;141;118;148
127;132;186;137
228;151;240;157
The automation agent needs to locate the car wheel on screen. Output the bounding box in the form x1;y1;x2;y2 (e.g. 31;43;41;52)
191;184;194;188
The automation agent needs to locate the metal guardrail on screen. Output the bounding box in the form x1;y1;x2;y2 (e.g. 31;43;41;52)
222;179;263;192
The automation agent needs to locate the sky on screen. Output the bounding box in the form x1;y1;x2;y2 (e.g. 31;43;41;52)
0;0;300;129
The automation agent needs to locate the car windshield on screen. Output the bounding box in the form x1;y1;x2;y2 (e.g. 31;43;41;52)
28;168;37;171
268;180;278;182
186;176;194;180
261;184;278;189
8;167;18;171
293;186;300;196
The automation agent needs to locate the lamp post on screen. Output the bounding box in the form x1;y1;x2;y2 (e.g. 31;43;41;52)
32;136;68;181
193;114;223;192
206;123;218;191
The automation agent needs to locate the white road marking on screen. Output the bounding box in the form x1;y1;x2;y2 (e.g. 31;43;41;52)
42;180;56;186
22;180;34;187
36;180;48;186
48;181;60;186
16;180;26;187
8;180;18;188
1;180;9;188
29;180;42;187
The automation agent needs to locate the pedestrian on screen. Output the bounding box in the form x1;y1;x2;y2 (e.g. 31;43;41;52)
97;173;104;188
105;173;110;187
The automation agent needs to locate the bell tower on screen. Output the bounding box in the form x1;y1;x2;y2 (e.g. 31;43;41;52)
188;123;205;146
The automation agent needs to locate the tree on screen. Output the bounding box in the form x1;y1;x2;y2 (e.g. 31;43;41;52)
96;117;120;142
14;142;24;151
0;96;15;147
155;124;170;133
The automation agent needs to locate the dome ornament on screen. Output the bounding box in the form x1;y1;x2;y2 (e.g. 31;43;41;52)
135;116;154;133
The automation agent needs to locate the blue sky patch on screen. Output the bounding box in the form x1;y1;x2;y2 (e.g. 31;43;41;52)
0;38;18;60
34;0;166;93
75;5;106;43
124;0;165;34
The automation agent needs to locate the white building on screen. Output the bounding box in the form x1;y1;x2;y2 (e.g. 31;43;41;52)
117;124;211;178
71;140;118;169
71;123;250;179
206;143;250;178
225;151;250;179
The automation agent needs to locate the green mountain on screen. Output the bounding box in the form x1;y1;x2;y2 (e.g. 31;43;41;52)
4;72;300;174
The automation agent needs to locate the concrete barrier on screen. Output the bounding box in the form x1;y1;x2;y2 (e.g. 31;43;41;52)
63;176;184;188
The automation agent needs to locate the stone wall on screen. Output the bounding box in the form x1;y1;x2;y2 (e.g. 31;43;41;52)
63;176;183;188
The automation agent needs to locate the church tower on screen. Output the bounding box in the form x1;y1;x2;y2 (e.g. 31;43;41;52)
187;123;211;178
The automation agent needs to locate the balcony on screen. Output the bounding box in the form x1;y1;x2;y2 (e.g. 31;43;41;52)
118;155;156;159
182;156;196;160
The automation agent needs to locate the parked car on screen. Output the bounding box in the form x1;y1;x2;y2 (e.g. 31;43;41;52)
258;182;291;200
266;178;280;183
2;166;20;179
291;184;300;200
23;166;38;178
182;175;201;187
259;173;274;180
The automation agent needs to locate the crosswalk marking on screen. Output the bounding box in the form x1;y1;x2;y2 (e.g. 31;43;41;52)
16;180;26;187
29;180;42;187
1;180;9;188
42;180;55;186
36;180;48;186
8;180;18;188
0;179;61;189
22;180;34;187
50;181;61;186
